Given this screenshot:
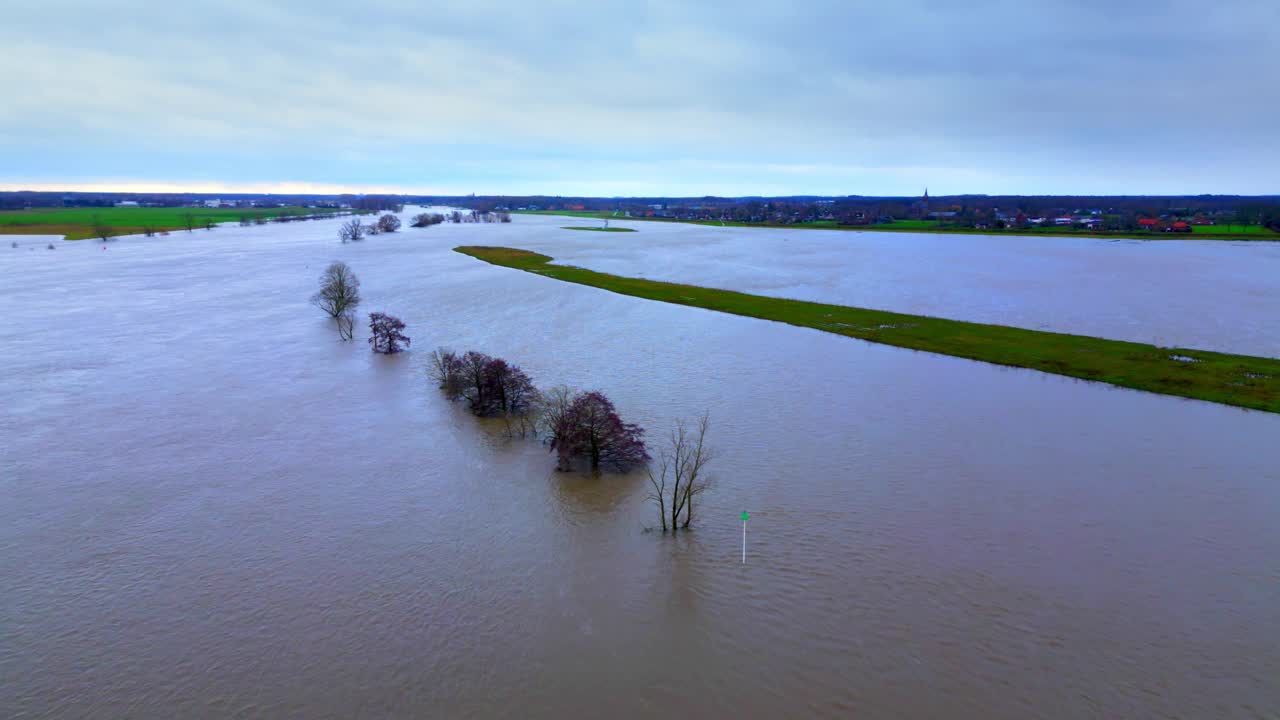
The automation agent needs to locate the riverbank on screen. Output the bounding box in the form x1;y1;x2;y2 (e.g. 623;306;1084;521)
0;206;345;240
562;226;636;232
456;245;1280;413
513;210;1278;242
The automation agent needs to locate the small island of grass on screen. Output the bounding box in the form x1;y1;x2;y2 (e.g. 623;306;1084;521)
455;245;1280;414
562;226;636;232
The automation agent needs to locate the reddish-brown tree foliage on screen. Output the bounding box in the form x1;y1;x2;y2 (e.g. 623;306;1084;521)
550;391;648;472
431;349;539;418
368;312;410;353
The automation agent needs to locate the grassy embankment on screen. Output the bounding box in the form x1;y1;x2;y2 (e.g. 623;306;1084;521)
562;226;637;232
455;246;1280;413
513;210;1277;241
0;206;343;240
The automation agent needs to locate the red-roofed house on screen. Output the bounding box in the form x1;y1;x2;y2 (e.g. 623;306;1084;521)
1171;221;1191;232
1138;218;1160;229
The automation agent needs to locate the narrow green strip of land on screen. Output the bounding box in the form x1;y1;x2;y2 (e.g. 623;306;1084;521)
455;246;1280;413
561;226;637;232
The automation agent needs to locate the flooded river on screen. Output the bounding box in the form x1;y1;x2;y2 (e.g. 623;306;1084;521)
3;211;1278;718
513;215;1280;358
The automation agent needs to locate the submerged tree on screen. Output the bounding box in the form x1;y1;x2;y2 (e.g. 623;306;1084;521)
376;214;401;233
432;349;539;419
645;413;715;532
339;218;365;243
550;391;647;472
311;261;361;340
183;212;196;232
411;212;446;227
91;215;113;242
368;312;410;353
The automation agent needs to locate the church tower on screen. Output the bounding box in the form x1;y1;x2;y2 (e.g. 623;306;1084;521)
913;188;930;216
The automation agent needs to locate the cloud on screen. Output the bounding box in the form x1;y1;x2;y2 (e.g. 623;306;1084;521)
1;0;1276;195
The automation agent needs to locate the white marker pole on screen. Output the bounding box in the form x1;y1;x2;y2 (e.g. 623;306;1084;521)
741;511;749;564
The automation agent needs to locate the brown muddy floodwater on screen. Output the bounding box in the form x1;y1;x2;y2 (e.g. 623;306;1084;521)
2;211;1279;718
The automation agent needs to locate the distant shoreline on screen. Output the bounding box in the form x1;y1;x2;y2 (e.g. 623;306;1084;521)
515;210;1278;242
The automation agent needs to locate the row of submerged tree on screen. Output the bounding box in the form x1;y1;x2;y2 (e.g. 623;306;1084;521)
339;214;402;242
413;210;511;226
310;260;409;350
311;260;713;532
339;208;511;244
430;349;713;531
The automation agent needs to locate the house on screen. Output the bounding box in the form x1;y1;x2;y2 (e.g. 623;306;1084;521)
115;200;139;207
1054;216;1074;225
928;211;958;219
1170;221;1192;233
1138;218;1160;229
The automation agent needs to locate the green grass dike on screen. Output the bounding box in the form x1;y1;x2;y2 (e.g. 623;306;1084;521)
561;225;637;232
455;246;1280;413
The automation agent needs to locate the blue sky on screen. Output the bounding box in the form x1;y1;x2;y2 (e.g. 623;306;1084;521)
2;0;1276;196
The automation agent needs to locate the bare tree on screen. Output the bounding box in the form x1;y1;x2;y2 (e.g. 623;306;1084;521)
183;212;196;232
538;385;578;457
310;261;361;340
91;215;113;242
645;413;715;531
336;311;355;341
339;218;364;243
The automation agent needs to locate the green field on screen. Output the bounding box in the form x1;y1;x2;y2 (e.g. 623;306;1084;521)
879;219;941;229
562;226;637;232
0;206;343;240
1191;224;1270;234
455;245;1280;414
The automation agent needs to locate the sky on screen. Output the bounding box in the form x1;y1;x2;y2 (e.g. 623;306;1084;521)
2;0;1277;197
